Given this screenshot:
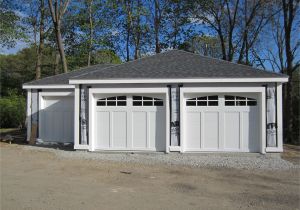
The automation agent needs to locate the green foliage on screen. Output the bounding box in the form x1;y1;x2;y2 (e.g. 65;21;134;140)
0;1;27;48
0;90;26;128
179;35;223;59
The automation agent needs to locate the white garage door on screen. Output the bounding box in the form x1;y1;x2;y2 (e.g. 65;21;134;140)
39;96;74;143
94;94;166;151
184;93;260;152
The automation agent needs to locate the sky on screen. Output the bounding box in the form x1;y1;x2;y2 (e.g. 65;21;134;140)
1;41;29;55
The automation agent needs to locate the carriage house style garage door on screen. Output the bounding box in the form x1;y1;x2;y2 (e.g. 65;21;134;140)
183;92;261;152
93;94;166;151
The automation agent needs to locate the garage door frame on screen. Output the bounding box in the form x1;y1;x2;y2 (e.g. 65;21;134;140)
89;88;170;152
38;91;74;142
180;86;266;154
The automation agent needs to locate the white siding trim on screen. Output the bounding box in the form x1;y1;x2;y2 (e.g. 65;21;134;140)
23;85;75;89
70;78;288;85
261;90;266;154
276;83;283;151
26;90;32;141
74;85;81;150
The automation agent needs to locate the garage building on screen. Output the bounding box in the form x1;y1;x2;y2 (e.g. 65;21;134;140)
23;50;288;153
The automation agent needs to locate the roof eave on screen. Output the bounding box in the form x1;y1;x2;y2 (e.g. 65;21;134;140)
69;77;289;85
22;84;75;89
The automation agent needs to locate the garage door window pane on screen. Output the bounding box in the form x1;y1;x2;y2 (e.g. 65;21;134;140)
133;96;142;100
225;95;257;106
117;101;127;106
97;101;106;106
247;100;257;106
107;101;116;106
225;101;235;106
208;95;218;100
133;101;142;106
236;101;246;106
97;96;127;106
208;101;218;106
225;95;234;100
186;95;218;106
197;101;207;106
117;96;126;100
187;101;196;106
133;96;163;106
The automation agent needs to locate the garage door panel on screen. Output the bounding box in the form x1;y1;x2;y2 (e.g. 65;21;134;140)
224;112;240;150
96;111;110;148
186;112;201;149
132;111;147;149
150;111;165;151
247;110;260;152
203;112;219;149
64;111;73;142
112;111;127;148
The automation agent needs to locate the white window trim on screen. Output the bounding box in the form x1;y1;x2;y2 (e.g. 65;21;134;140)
38;91;74;143
70;77;288;85
180;86;266;154
88;88;170;153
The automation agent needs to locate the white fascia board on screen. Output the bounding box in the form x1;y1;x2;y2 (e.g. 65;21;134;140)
181;86;265;93
23;84;75;89
69;77;288;85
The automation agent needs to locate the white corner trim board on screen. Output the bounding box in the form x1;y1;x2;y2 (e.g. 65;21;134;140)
69;77;288;85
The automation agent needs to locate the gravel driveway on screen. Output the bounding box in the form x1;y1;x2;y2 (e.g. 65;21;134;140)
1;143;300;210
23;144;299;170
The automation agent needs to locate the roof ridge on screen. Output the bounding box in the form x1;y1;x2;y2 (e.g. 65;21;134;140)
174;49;285;76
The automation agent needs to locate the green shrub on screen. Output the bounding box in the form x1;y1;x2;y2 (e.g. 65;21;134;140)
0;91;26;128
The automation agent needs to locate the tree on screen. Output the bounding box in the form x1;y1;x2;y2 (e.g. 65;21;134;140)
282;0;300;143
36;0;45;79
0;0;26;49
48;0;70;73
179;35;223;58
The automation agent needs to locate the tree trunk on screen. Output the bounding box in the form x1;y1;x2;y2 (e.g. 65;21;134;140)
35;0;45;80
282;0;295;143
126;27;130;62
87;0;93;66
48;0;70;73
54;51;60;75
55;23;68;73
134;0;141;60
154;0;160;53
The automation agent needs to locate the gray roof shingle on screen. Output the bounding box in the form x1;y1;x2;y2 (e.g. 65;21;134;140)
72;50;287;80
24;64;115;85
24;50;287;86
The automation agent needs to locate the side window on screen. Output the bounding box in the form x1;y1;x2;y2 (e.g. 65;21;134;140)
186;95;219;106
96;96;127;106
225;95;257;106
133;96;163;106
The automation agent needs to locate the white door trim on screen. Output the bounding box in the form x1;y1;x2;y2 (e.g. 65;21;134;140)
89;88;170;152
180;86;266;154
